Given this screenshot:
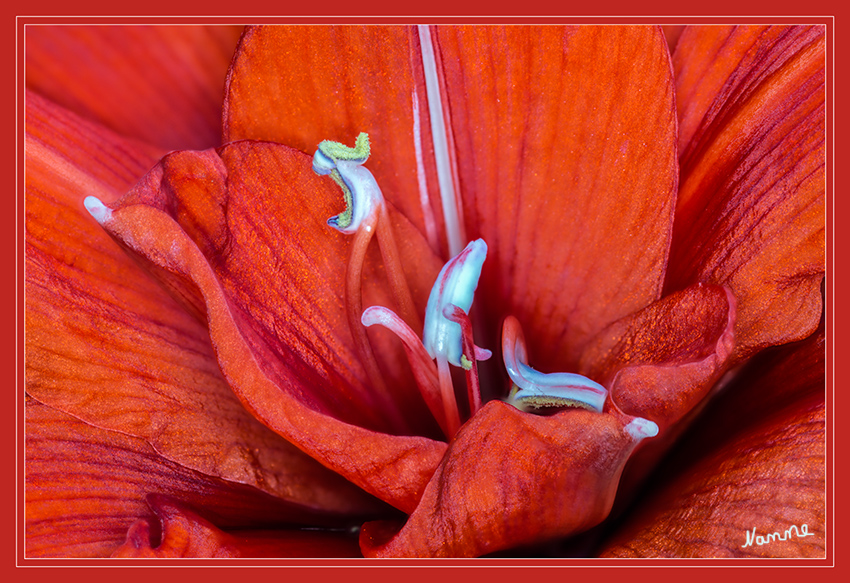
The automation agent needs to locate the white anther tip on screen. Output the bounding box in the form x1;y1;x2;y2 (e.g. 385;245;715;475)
84;196;112;224
624;417;659;440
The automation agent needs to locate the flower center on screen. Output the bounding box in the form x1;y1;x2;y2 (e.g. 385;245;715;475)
313;134;657;442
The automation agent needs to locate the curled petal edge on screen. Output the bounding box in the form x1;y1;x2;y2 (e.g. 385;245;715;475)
360;400;655;557
93;201;446;513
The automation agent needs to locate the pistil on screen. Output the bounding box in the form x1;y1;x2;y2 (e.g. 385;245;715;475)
443;304;491;416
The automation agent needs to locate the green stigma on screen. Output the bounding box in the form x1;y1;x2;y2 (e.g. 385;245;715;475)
318;132;370;164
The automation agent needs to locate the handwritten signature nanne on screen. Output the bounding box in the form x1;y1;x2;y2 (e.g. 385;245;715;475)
742;524;815;548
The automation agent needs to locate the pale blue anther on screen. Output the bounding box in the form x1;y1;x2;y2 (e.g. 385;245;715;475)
312;134;383;234
506;364;608;413
423;239;487;367
502;319;608;413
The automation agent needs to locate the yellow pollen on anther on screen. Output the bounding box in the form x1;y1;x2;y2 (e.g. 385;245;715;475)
460;354;473;371
507;385;599;411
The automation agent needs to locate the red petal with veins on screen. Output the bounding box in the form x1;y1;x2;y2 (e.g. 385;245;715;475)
600;320;824;557
600;397;824;557
25;93;378;519
26;26;242;150
26;398;359;558
96;141;447;512
112;495;361;558
434;26;678;371
223;26;447;256
360;401;651;557
580;284;735;431
665;25;825;358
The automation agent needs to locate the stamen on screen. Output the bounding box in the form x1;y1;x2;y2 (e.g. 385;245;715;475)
502;315;608;413
443;304;492;416
411;90;439;250
624;417;659;440
343;209;401;426
436;353;461;437
376;204;422;335
422;239;488;367
419;239;489;436
418;24;464;255
313;133;380;235
361;239;490;438
362;306;451;437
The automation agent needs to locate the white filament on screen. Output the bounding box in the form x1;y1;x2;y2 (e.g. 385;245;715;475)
418;24;464;255
411;90;439;249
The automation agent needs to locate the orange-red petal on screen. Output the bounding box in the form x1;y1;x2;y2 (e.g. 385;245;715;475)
26;25;243;150
25;93;376;516
360;401;652;557
94;141;447;512
26;398;359;558
599;398;824;557
112;495;361;558
599;319;824;557
434;26;678;371
223;26;446;255
666;25;825;358
580;284;736;431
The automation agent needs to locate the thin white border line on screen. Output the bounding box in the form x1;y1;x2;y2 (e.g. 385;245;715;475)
14;14;839;17
17;19;834;567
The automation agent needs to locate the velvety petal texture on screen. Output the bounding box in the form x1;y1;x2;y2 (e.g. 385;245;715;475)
435;26;678;372
25;93;375;517
113;496;361;558
26;25;243;150
599;318;824;557
580;284;735;431
26;398;354;558
360;402;652;557
223;26;447;256
92;141;447;513
602;398;824;558
666;25;825;358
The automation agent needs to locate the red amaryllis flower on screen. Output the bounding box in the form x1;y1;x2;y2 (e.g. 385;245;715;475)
24;24;825;558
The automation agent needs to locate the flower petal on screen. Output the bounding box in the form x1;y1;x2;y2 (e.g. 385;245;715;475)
94;141;447;512
579;284;736;431
434;26;678;370
599;318;824;557
26;397;359;558
665;25;825;358
223;26;446;255
599;398;824;557
112;495;361;558
25;93;376;516
26;25;243;150
360;401;652;557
